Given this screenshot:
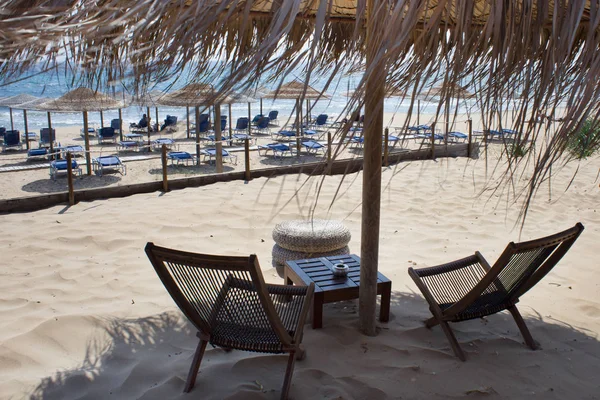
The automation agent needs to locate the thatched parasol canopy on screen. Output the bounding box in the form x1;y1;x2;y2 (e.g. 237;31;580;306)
0;94;40;107
39;88;124;112
158;84;215;107
131;90;166;107
264;80;328;100
425;83;475;99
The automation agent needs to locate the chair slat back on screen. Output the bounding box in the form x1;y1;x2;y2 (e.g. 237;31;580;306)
236;117;249;130
40;128;55;143
487;223;584;303
5;130;20;145
145;243;287;343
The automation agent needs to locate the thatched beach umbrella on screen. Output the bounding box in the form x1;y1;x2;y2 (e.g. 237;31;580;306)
265;80;329;125
0;94;40;149
132;90;167;146
39;88;124;175
160;83;225;168
3;1;600;337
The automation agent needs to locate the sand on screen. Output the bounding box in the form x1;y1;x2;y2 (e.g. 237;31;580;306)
1;134;599;399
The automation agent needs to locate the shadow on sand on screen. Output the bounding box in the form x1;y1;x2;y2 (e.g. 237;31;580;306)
27;291;600;399
21;174;122;194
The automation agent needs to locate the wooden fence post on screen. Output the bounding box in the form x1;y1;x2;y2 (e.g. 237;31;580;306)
244;138;251;181
383;127;389;166
161;144;169;192
66;152;75;206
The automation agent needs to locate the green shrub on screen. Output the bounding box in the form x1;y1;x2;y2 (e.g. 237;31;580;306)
568;119;600;159
509;141;528;158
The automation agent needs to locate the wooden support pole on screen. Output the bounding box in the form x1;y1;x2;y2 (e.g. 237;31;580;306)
47;112;54;154
195;106;201;165
417;100;420;125
260;98;263;115
215;104;223;173
431;123;436;159
228;103;233;137
295;98;301;138
118;108;123;141
244;138;251;181
147;106;152;151
23;109;30;150
155;107;159;131
186;106;191;139
247;102;252;135
467;119;472;158
83;111;91;175
9;108;14;131
327;131;332;164
100;110;104;128
306;99;310;124
161;144;169;192
383;127;389;166
66;152;75;205
445;121;449;145
296;137;301;157
360;0;384;337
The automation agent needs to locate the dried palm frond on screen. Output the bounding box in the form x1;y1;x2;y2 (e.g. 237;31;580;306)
0;0;598;220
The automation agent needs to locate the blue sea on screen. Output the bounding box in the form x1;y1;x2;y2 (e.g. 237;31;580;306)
0;69;476;131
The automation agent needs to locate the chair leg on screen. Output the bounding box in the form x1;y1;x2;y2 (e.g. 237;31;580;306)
183;338;208;393
425;316;440;329
439;321;466;361
280;351;297;400
508;305;538;350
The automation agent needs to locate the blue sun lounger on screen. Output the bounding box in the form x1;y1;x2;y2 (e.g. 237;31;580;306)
116;140;140;152
273;130;296;140
258;143;296;158
200;148;238;165
2;130;23;152
93;155;126;176
447;131;468;142
27;148;49;161
152;138;179;151
50;159;82;180
301;140;326;154
57;145;85;158
231;133;255;145
167;151;197;166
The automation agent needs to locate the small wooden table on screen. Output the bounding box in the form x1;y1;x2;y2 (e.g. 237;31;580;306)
284;254;392;329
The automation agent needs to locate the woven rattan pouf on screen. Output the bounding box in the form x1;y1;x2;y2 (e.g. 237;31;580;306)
272;220;351;266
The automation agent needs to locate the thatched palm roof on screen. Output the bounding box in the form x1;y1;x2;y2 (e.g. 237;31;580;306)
0;94;40;108
264;80;328;100
158;84;215;107
39;88;123;112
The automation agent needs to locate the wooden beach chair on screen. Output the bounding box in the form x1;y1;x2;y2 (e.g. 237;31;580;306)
408;223;584;360
145;243;314;400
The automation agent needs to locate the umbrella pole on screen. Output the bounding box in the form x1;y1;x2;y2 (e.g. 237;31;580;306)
247;102;251;136
359;0;384;336
118;108;123;141
195;106;201;165
228;103;233;137
9;107;14;131
186;106;190;139
83;111;91;175
260;98;263;115
147;106;151;150
215;104;223;173
23;109;30;150
306;99;310;124
47;112;54;154
417;100;420;125
100;110;104;128
155;107;159;131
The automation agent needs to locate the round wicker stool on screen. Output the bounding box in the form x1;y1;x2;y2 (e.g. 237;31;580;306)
272;244;350;267
272;220;351;266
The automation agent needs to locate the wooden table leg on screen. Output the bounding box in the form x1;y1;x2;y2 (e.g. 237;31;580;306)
311;292;324;329
379;281;391;322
